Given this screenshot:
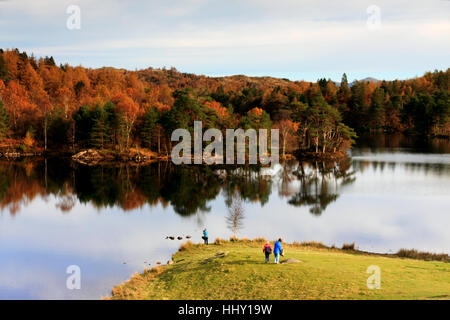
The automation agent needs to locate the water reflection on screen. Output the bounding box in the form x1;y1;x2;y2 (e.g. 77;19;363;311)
1;159;356;217
1;154;449;219
286;158;356;215
225;190;245;237
356;133;450;154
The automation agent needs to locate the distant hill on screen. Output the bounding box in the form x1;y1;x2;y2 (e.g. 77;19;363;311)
349;77;379;87
334;77;380;87
358;77;379;83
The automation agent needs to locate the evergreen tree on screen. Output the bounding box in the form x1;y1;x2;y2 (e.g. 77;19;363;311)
140;107;159;149
48;111;70;146
369;87;385;130
103;101;118;146
0;53;9;83
0;99;10;139
73;106;95;147
341;73;349;89
348;81;369;131
90;107;109;149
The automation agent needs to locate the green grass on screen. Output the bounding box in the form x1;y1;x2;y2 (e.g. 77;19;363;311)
109;240;450;300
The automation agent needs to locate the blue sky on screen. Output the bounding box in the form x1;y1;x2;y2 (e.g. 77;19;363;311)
0;0;449;82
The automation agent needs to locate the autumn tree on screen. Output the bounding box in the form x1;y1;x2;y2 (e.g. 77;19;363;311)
274;119;299;157
240;107;272;130
0;51;9;83
112;93;139;151
2;80;34;137
0;49;447;153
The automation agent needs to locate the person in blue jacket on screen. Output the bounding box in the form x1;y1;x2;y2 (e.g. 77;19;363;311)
273;238;283;264
202;228;209;245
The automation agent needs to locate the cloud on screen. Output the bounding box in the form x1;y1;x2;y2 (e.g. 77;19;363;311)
0;0;449;80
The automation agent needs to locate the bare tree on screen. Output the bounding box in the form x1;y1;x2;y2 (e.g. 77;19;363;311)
226;190;245;237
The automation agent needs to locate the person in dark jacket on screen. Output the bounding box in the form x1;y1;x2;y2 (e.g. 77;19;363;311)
273;238;283;264
202;228;209;245
262;241;272;263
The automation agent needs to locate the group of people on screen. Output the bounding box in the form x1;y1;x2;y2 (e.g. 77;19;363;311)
263;239;283;264
202;229;283;264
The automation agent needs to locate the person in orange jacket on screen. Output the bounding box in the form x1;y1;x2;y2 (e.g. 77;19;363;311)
262;241;272;263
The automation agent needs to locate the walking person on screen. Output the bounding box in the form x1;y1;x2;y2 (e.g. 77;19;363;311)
262;241;272;263
273;238;283;264
202;228;209;245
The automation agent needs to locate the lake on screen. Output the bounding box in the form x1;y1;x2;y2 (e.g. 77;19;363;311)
0;134;449;299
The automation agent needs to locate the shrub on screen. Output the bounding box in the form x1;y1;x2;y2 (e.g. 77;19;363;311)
299;241;328;249
17;143;27;153
396;249;449;262
342;242;356;250
179;241;194;252
238;237;251;244
23;130;34;148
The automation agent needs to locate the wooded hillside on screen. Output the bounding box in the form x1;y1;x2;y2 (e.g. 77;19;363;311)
0;49;448;156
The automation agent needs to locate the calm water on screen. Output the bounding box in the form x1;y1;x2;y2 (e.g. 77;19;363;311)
0;134;449;299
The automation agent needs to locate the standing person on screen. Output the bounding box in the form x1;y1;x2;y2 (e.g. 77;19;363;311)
202;228;209;245
273;238;283;264
262;241;272;263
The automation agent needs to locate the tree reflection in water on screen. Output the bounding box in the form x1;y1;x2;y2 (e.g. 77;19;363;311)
225;190;245;237
0;157;357;218
285;158;356;215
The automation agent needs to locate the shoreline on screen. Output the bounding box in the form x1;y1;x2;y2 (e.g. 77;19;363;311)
0;148;347;165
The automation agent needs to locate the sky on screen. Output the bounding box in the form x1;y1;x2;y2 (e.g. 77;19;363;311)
0;0;449;82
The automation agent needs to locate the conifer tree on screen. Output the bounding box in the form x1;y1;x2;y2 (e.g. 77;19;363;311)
140;107;159;149
0;99;10;139
90;107;108;149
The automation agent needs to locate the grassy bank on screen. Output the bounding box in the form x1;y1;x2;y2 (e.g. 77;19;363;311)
109;239;450;300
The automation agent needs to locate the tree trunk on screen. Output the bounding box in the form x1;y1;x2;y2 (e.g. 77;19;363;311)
157;128;161;154
314;137;319;154
44;116;48;151
72;121;75;151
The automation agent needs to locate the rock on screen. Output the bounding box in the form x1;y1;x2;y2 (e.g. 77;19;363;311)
204;252;228;264
203;257;214;264
280;258;301;264
215;251;228;257
72;149;104;165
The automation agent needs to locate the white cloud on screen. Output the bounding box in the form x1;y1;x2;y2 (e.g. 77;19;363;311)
0;0;449;80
